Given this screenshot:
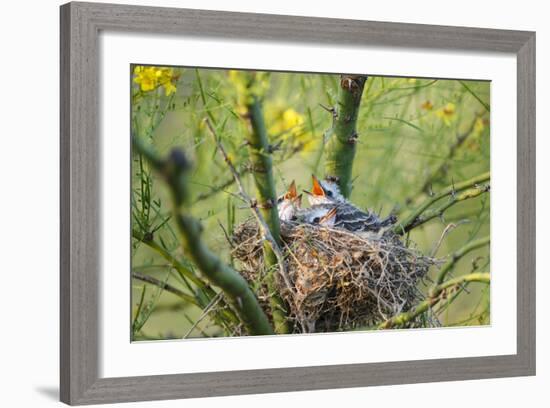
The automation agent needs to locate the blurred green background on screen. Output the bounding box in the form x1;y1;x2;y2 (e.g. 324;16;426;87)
131;66;490;340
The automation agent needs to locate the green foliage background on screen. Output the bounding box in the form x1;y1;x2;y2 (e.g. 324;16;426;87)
131;67;490;340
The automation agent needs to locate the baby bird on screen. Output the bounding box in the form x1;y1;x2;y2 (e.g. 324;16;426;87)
277;180;303;222
303;205;338;227
305;175;396;232
306;175;345;206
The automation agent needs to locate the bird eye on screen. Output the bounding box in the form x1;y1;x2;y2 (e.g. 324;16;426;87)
277;197;283;203
313;217;320;223
326;190;333;197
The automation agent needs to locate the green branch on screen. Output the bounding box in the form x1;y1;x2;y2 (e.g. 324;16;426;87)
244;96;281;241
403;184;490;232
324;75;368;197
379;235;489;329
132;271;200;307
133;136;273;336
240;74;290;334
131;228;240;328
132;229;207;290
378;272;490;329
394;172;490;234
432;236;490;288
459;81;490;112
415;113;488;198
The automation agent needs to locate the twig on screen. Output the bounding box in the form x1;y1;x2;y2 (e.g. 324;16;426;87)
394;172;490;234
459;81;490;112
183;292;224;338
430;222;462;257
405;184;490;232
204;119;295;299
132;230;240;328
132;271;199;306
378;272;489;329
195;174;248;203
379;235;489;329
414;113;488;199
132;229;206;290
432;236;490;288
217;219;235;248
133;135;274;336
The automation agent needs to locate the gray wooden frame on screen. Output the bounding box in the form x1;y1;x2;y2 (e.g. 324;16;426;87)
60;1;536;405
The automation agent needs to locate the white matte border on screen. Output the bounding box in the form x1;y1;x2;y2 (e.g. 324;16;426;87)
100;32;516;378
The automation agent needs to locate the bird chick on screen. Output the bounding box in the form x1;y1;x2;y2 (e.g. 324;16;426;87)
277;180;303;222
302;205;338;227
305;175;345;206
305;175;397;232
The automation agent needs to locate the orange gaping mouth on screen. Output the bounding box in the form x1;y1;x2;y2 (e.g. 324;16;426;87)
285;180;297;200
311;175;325;196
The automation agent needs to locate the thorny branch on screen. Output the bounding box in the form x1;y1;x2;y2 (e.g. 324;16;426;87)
394;172;490;234
413;113;488;200
132;135;274;335
324;75;368;198
403;184;490;232
204;119;296;302
378;272;489;329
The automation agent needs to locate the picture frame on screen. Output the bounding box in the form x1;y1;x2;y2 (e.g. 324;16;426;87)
60;1;536;405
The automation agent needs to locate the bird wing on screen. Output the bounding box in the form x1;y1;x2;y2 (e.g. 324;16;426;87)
334;203;396;232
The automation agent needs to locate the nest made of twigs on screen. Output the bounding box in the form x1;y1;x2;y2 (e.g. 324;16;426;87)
231;219;437;333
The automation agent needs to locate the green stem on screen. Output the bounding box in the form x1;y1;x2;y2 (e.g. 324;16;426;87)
243;85;290;334
324;75;367;197
132;229;206;290
133;136;274;336
459;81;490;112
245;96;281;240
394;172;490;234
175;213;274;335
404;184;490;232
378;272;490;329
416;113;487;197
433;236;490;288
132;271;200;307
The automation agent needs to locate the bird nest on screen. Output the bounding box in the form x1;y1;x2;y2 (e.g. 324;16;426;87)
231;219;438;333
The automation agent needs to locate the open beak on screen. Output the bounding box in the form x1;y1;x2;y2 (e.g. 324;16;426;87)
293;193;303;207
311;174;325;197
320;207;337;225
283;180;298;201
287;180;297;199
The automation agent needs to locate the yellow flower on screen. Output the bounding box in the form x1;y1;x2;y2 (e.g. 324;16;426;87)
265;103;316;154
133;66;178;96
133;66;157;91
421;100;433;111
282;108;304;130
474;117;486;133
466;117;489;152
163;81;177;96
436;102;456;126
267;106;304;137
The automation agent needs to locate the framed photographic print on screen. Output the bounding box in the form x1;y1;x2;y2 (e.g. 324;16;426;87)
60;1;535;405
